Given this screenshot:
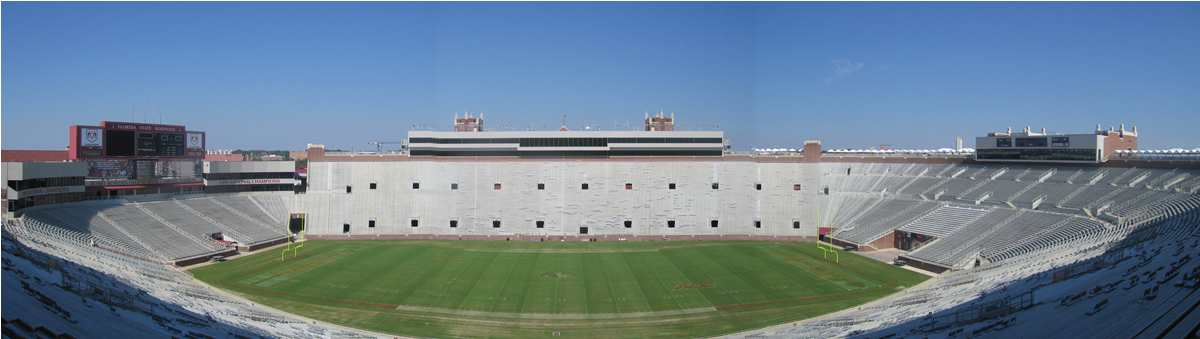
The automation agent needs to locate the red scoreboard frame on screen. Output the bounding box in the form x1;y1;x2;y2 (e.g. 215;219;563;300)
69;121;206;160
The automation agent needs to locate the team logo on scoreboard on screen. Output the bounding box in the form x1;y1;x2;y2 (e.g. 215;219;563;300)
81;128;103;147
187;132;204;148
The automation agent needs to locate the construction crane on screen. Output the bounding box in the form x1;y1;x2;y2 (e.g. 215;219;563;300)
366;141;407;154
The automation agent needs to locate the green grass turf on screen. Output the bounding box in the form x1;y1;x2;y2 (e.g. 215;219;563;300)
192;240;928;338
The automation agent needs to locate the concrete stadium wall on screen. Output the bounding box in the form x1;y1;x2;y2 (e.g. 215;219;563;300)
300;161;822;238
238;237;289;252
173;249;239;267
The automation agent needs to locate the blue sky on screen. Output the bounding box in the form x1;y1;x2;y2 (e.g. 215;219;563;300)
3;2;1198;151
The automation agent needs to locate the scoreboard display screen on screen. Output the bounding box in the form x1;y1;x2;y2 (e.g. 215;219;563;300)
137;132;186;157
105;130;137;157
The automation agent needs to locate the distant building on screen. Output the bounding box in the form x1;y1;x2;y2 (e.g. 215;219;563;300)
205;149;243;162
645;111;675;131
408;113;723;157
975;124;1138;163
289;150;308;161
455;112;483;132
955;138;963;151
1;150;69;162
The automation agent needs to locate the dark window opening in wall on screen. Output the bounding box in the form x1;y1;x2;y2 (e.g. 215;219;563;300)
581;183;589;190
494;183;502;190
450;220;458;228
624;220;632;228
793;221;801;229
411;219;419;227
824;187;829;195
669;183;676;189
413;182;420;189
712;183;719;189
668;220;676;228
346;186;352;193
343;223;350;233
755;220;762;229
794;184;802;191
368;219;376;228
493;220;501;228
370;183;377;190
451;183;458;190
625;183;633;190
536;220;544;228
847;168;852;176
579;227;588;234
756;183;762;190
537;183;545;190
711;220;719;228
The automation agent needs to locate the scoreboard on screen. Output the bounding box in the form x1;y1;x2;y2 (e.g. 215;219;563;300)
70;121;205;160
137;131;186;157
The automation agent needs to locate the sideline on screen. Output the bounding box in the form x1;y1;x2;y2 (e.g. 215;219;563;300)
716;266;952;338
183;240;298;270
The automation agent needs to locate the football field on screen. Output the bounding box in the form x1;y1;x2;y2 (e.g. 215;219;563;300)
193;240;928;338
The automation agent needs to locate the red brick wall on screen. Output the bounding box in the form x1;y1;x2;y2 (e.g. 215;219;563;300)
1103;133;1137;159
869;231;896;250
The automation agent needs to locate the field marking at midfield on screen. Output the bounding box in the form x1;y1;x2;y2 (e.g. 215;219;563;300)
610;253;656;312
597;254;622;313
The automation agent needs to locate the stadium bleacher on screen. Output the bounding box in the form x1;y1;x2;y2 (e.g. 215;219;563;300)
4;162;1199;339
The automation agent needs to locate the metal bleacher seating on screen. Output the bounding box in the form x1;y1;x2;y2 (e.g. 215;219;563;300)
898;205;990;238
93;204;224;260
173;198;287;244
832;199;940;245
24;207;157;257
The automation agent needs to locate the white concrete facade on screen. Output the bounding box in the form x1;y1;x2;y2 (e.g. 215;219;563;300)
300;160;819;237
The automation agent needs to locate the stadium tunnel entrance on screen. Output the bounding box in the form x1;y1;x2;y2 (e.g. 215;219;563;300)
289;213;305;234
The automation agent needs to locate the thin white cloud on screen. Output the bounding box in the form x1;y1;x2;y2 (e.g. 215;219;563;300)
832;59;863;75
826;59;864;83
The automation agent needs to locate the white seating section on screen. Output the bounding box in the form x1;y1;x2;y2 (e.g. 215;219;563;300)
20;194;290;261
898;205;990;238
